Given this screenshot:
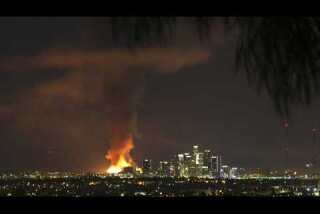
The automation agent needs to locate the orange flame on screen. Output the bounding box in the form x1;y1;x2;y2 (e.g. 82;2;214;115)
106;135;134;174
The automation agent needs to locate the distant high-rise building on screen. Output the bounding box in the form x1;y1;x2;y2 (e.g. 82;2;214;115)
211;155;222;178
204;150;212;168
192;145;199;165
177;154;185;177
184;153;192;164
221;165;230;179
169;156;178;177
203;150;213;177
184;153;193;177
230;167;239;179
193;145;199;156
159;161;170;177
142;159;152;176
196;152;204;166
190;145;201;177
195;152;204;177
238;168;246;178
201;166;210;177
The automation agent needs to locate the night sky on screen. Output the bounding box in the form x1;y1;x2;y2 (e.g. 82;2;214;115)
0;17;319;173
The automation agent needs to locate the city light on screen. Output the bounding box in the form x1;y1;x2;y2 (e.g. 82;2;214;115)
0;144;319;197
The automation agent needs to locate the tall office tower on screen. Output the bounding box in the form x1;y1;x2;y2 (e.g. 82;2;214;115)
229;167;239;179
221;165;230;179
169;156;178;177
195;152;204;177
191;145;200;177
211;155;222;178
204;150;212;168
218;156;222;178
196;152;204;166
142;159;152;176
201;166;210;178
203;149;213;177
177;154;185;177
238;168;246;178
193;145;199;156
159;161;170;177
184;153;192;177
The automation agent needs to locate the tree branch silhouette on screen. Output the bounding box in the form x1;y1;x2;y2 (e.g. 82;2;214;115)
109;17;320;117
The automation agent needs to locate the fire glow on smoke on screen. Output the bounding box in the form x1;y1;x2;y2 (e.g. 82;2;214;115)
105;134;134;174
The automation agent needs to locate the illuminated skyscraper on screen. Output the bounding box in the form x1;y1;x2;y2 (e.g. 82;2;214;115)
159;161;170;177
211;155;222;178
142;159;152;176
221;165;230;179
191;145;202;177
230;167;239;179
195;152;204;177
169;156;178;177
203;149;213;177
189;145;200;177
204;150;212;168
184;153;192;177
196;152;204;166
193;145;199;156
177;154;185;177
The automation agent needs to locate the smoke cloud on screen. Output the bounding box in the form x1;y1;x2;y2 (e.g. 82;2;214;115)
0;47;210;171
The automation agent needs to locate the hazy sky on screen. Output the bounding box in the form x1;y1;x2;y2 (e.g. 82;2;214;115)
0;17;319;173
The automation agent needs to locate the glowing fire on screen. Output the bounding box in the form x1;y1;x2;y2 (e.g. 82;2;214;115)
106;135;134;174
